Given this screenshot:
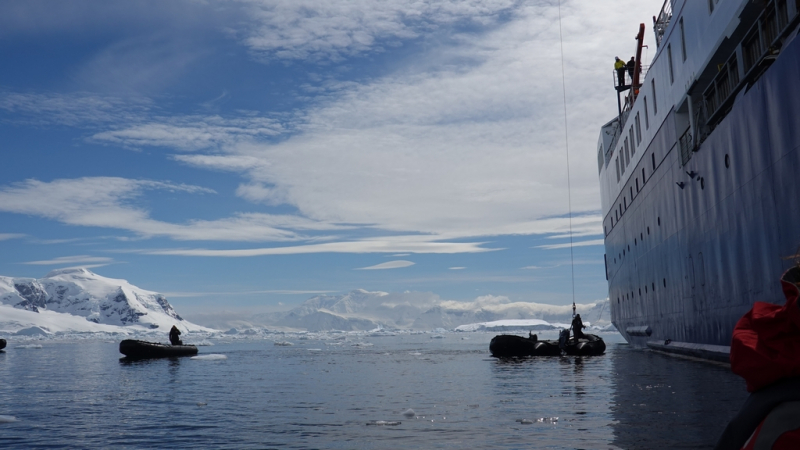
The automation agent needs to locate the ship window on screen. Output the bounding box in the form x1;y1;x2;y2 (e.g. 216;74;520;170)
642;168;645;184
708;0;714;13
725;154;730;168
616;157;621;182
639;288;641;296
617;298;619;304
658;217;661;226
624;138;630;165
652;282;655;291
643;97;650;129
629;127;636;154
623;249;625;256
668;44;674;84
636;178;639;192
627;245;630;251
624;197;627;209
635;113;642;145
652;153;656;171
680;18;687;62
663;278;666;288
652;79;658;115
630;187;633;201
635;238;637;246
647;226;650;234
640;232;643;240
620;147;626;172
700;177;705;189
645;286;648;293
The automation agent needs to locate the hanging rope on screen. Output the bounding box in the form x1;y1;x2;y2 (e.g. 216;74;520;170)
556;0;577;317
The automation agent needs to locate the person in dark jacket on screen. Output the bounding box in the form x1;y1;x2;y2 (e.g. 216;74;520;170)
571;314;586;340
626;56;636;79
169;325;182;345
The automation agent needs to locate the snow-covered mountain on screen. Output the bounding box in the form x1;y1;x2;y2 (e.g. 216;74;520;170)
0;268;207;333
223;289;612;332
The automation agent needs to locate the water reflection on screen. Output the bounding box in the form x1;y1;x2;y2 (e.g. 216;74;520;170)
608;345;747;449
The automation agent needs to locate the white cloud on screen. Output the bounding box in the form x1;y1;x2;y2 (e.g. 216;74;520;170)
448;266;466;270
536;239;605;250
0;177;346;242
235;0;518;61
357;260;415;270
0;233;25;241
139;238;495;257
23;255;114;265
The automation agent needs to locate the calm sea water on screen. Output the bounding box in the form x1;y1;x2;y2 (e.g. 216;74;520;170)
0;332;748;449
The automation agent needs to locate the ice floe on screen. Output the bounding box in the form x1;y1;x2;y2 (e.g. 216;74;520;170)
366;420;401;426
0;415;17;423
191;354;227;361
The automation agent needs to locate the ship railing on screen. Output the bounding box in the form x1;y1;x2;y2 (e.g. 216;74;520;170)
653;0;675;48
679;128;693;166
703;0;800;129
610;65;650;96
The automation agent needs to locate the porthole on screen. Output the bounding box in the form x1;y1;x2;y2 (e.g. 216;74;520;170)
700;177;705;190
725;154;730;168
663;278;666;288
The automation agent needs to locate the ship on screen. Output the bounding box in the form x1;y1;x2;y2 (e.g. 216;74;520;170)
597;0;800;360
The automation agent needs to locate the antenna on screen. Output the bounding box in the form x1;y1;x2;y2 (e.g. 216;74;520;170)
557;0;577;312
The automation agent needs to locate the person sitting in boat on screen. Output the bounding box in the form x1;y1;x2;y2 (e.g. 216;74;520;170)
169;325;183;346
528;331;538;342
571;314;586;340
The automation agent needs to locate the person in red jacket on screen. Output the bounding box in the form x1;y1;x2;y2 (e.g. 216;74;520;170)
715;266;800;449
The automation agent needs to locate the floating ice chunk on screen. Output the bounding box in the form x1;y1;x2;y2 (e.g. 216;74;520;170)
16;344;42;349
409;352;422;356
307;348;322;352
516;419;533;424
197;402;207;407
191;354;227;361
0;415;17;423
351;342;373;347
366;420;401;426
402;408;416;418
274;341;293;346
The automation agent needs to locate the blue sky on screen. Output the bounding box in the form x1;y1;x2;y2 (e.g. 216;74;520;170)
0;0;662;314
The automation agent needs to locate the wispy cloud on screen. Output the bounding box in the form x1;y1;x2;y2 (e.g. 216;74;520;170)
536;239;605;250
23;255;113;265
0;233;25;241
0;177;346;242
357;260;415;270
137;238;495;257
448;266;466;270
236;0;518;62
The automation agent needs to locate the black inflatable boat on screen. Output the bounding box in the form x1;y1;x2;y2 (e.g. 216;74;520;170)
563;334;606;356
119;339;198;359
0;339;6;350
489;333;605;357
489;334;561;357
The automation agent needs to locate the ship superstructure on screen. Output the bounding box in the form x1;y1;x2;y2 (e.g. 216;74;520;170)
597;0;800;352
